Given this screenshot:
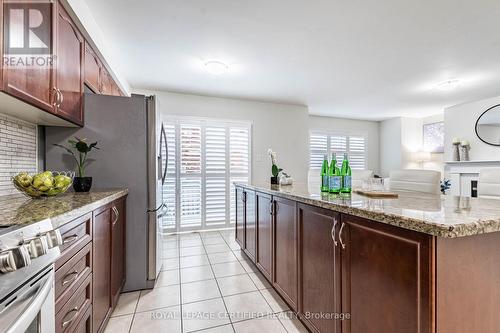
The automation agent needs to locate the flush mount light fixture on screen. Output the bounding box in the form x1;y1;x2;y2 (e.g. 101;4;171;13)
435;79;461;91
204;61;229;75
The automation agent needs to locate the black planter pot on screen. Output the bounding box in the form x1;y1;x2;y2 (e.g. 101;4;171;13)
270;176;279;185
73;177;92;192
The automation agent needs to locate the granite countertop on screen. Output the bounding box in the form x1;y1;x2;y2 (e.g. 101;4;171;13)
235;182;500;238
0;188;128;229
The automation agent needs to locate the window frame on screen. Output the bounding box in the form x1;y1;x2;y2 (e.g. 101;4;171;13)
163;116;252;232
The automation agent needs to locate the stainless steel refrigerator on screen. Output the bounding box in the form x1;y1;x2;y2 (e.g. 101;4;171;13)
45;93;166;291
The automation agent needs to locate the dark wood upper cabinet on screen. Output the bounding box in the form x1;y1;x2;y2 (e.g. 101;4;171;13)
244;190;256;262
273;196;298;311
2;1;56;113
54;2;84;126
235;187;245;249
255;191;273;281
92;206;112;333
340;214;433;333
298;204;341;333
84;42;101;93
111;199;126;307
100;67;113;95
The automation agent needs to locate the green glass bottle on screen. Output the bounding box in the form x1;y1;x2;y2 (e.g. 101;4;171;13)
320;154;329;192
340;153;352;193
328;153;341;193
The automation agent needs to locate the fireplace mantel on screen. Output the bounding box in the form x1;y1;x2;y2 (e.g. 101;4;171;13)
445;160;500;196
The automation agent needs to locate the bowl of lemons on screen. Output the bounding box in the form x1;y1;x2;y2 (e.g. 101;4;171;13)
12;171;74;199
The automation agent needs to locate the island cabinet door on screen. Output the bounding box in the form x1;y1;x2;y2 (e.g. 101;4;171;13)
244;190;256;262
298;204;341;333
273;196;298;311
235;187;246;249
340;214;434;333
256;191;273;281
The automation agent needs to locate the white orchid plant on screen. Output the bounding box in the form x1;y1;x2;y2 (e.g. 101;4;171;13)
267;148;282;178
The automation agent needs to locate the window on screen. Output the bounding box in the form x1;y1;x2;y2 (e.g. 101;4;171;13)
163;118;251;231
309;132;367;170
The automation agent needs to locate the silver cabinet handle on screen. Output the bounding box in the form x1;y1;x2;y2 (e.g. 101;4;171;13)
57;88;64;107
52;87;59;107
112;206;119;226
331;218;338;247
269;200;274;215
62;307;79;328
339;222;346;250
62;271;79;286
63;234;79;245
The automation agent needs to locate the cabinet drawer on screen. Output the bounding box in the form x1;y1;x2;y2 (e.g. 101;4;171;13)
55;242;92;313
56;273;92;333
72;304;92;333
56;213;92;270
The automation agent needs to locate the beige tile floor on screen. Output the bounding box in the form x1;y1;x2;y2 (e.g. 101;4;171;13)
104;229;308;333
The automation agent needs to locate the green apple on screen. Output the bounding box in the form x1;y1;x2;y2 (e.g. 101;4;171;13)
38;185;50;192
15;172;33;187
46;188;61;196
54;175;71;188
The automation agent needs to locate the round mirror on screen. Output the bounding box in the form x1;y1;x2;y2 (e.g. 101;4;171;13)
475;104;500;146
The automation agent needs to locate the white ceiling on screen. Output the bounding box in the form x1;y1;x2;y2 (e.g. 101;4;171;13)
84;0;500;120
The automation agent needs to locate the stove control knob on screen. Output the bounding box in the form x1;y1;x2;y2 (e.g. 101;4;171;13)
45;230;63;248
12;246;31;270
0;251;16;273
27;237;49;258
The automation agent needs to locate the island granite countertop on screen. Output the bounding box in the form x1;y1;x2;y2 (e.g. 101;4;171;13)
235;182;500;238
0;188;128;230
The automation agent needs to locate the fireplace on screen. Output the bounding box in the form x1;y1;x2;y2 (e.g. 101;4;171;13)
446;160;500;197
471;180;478;198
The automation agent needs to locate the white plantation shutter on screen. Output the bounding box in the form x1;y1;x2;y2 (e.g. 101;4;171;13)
180;125;201;174
309;133;328;169
309;132;367;171
348;136;366;170
230;128;249;174
180;124;202;227
163;118;251;230
205;127;227;225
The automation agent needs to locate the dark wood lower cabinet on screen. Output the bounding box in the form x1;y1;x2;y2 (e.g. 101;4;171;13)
111;199;126;307
54;196;126;333
235;187;245;248
340;214;433;333
272;196;298;311
244;190;256;262
255;191;273;281
298;204;341;333
92;206;112;333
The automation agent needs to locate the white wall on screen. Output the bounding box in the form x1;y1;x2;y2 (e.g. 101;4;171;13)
135;90;310;184
445;95;500;161
380;118;402;177
308;116;380;175
401;117;424;170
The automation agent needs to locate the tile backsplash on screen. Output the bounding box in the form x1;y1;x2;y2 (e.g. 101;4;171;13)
0;113;37;196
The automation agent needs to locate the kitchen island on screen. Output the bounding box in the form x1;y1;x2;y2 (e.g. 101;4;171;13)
234;183;500;333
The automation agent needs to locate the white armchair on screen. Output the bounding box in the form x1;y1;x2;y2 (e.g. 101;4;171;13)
389;169;441;195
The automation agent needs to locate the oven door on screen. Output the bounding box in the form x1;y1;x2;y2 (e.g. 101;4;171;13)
0;267;55;333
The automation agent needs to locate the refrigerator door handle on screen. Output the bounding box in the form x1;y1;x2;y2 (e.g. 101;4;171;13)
160;124;168;186
147;203;165;213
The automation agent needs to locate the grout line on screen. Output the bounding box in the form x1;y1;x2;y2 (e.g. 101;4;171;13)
177;234;185;333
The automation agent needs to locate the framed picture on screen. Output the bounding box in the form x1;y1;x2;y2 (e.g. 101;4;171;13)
423;121;444;153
